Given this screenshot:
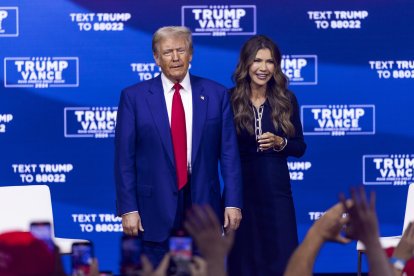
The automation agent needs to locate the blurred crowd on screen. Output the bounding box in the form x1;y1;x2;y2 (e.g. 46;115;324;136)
1;187;414;276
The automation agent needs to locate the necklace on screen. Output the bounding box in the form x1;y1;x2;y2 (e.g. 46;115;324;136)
252;104;264;152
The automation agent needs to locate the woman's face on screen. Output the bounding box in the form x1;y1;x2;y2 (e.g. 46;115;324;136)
248;48;275;89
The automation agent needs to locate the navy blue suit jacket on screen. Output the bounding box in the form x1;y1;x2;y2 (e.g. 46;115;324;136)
115;74;242;242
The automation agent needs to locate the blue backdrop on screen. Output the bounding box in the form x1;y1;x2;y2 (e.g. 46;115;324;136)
1;0;414;273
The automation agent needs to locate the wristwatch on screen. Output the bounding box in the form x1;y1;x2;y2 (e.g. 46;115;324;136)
273;137;287;152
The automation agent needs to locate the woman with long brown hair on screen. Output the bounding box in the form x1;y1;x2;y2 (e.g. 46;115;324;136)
228;35;306;275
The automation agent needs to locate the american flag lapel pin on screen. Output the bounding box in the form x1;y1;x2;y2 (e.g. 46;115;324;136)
200;95;205;100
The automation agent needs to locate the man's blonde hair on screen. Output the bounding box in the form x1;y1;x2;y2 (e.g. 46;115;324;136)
152;26;193;54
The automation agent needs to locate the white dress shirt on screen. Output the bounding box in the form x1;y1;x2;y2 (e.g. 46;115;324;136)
122;73;239;216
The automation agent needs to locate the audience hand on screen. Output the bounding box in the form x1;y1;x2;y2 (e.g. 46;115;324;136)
284;201;351;276
185;205;234;276
185;205;234;260
340;187;379;245
88;258;100;276
393;221;414;261
140;253;170;276
340;187;394;276
310;201;352;244
189;256;208;276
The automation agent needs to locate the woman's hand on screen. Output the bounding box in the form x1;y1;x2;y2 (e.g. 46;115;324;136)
258;132;285;151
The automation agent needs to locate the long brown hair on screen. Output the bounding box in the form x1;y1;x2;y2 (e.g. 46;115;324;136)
231;35;295;137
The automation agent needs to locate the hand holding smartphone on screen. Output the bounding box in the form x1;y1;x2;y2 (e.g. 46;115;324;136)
71;241;94;276
29;221;54;252
169;229;193;276
120;235;142;275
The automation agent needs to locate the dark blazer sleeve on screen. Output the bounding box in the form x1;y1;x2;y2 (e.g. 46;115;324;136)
283;92;307;158
220;88;243;209
114;88;138;216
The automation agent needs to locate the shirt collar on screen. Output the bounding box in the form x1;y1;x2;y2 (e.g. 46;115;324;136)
161;71;191;94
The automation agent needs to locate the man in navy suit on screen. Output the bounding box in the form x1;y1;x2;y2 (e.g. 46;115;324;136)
114;26;242;264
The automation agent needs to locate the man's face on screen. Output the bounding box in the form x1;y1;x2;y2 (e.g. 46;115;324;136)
154;36;192;83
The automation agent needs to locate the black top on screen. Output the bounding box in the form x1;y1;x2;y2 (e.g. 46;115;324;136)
236;93;306;159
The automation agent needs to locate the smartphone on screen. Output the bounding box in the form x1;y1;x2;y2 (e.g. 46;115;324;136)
30;221;54;251
169;229;193;276
99;272;113;276
71;241;94;276
120;235;142;275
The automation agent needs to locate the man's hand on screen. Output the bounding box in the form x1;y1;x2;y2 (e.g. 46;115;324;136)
224;208;242;231
122;212;144;236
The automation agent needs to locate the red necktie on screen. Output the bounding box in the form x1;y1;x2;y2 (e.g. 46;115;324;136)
171;83;187;190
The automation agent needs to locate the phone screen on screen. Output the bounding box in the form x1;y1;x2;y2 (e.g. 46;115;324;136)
99;272;113;276
72;242;93;276
30;221;54;251
120;235;142;274
169;233;192;276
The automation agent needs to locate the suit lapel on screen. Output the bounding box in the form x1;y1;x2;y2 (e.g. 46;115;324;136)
191;75;208;166
146;76;175;167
